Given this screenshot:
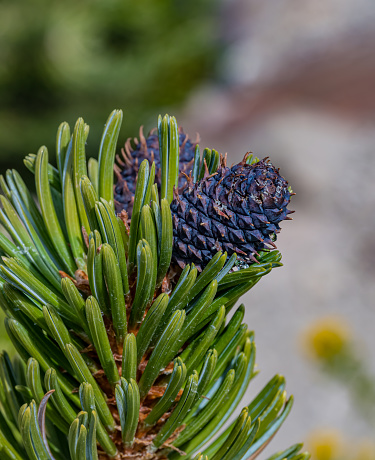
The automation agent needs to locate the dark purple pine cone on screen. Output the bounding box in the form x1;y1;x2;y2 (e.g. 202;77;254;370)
170;154;293;271
114;126;197;217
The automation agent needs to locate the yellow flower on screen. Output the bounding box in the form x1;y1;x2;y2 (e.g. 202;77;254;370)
307;429;343;460
354;439;375;460
302;317;351;361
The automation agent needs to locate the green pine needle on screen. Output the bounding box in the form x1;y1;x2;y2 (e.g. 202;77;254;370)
0;111;307;460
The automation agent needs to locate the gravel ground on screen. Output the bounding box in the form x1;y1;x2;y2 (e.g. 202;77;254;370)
177;0;375;453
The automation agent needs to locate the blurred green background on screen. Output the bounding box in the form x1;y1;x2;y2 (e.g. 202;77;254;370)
0;0;219;170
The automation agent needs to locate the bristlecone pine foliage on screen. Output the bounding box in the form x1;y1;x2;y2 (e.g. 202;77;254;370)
0;111;310;460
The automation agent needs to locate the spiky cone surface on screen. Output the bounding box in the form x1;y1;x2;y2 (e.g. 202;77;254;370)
0;111;309;460
114;126;197;217
171;155;293;272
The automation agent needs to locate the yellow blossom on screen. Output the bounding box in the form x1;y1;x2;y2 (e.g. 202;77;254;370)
307;429;343;460
354;439;375;460
303;317;351;361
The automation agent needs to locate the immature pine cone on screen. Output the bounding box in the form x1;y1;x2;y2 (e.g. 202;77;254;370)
171;155;293;271
114;127;197;216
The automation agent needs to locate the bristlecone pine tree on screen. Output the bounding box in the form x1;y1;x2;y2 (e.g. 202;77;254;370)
0;110;310;460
